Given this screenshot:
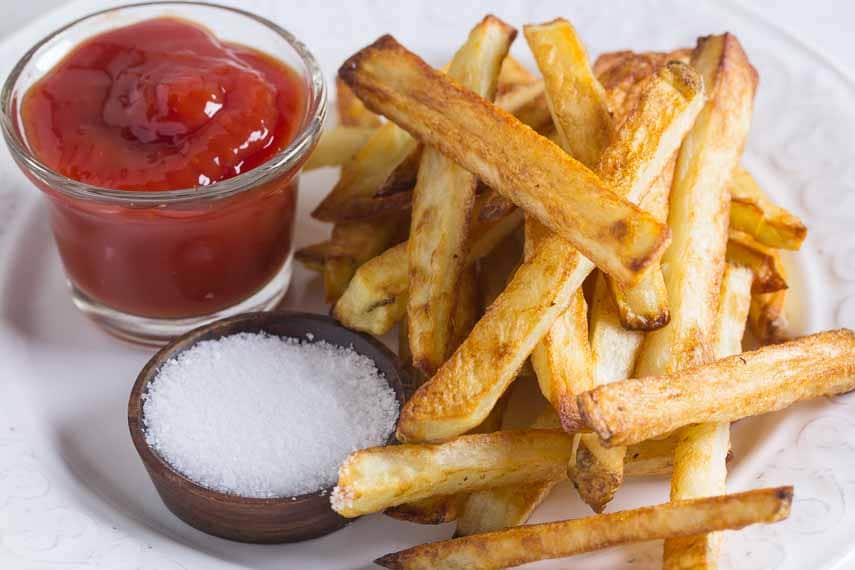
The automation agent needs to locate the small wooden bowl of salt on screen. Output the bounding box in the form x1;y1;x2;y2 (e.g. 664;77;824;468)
128;311;409;543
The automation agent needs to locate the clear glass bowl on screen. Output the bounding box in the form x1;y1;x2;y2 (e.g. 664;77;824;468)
0;2;326;345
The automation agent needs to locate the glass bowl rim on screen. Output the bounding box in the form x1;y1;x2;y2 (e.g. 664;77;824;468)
0;0;327;206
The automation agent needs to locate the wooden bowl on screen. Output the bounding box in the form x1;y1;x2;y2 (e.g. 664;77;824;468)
128;311;410;544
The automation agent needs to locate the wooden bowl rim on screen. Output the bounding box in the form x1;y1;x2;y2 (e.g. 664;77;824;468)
128;310;407;508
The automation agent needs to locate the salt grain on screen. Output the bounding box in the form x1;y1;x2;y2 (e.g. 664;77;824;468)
142;332;398;498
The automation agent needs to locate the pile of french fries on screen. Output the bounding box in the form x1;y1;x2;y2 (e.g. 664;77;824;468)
297;14;853;570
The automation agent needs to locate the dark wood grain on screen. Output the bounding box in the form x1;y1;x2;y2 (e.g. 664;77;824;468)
128;311;408;543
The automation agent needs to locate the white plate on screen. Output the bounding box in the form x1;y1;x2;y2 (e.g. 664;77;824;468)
2;1;855;569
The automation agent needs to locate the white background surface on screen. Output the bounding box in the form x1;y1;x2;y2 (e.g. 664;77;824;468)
1;2;855;570
3;1;854;75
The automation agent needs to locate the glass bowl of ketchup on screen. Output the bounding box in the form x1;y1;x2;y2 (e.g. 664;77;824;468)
0;2;326;345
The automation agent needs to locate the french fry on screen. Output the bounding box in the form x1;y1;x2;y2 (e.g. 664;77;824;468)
320;79;549;223
303;126;377;171
495;80;552;132
529;284;593;430
375;487;793;570
336;77;382;127
331;429;574;518
339;34;672;285
476;230;523;309
408;16;516;375
726;229;788;294
729;166;806;250
623;433;680;477
593;52;682;332
570;272;644;512
454;398;562;537
333;242;408;334
525;19;612;169
313;120;418;222
384;391;503;526
323;216;405;303
606;157;676;331
294;241;330;273
335;422;698;522
449;266;481;353
373;145;422;197
665;264;753;568
384;495;466;525
635;34;758;379
454;482;557;537
621;37;756;568
524;19;604;430
396;60;704;443
332;206;523;335
595;49;692;126
579;329;855;447
497;54;536;86
749;284;789;344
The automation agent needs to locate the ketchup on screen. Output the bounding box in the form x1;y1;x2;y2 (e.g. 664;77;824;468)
22;17;303;190
19;18;307;319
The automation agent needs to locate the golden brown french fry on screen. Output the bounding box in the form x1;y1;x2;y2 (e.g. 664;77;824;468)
375;487;793;570
323;216;405;303
497;55;536;86
525;19;612;168
331;429;574;518
476;229;523;309
312;120;418;222
729;166;806;250
454;394;561;538
635;34;758;379
623;434;680;477
571;272;644;513
594;52;682;333
495;80;552;132
384;495;466;525
454;483;556;538
665;264;753;568
606;157;676;331
523;19;604;431
321;79;548;222
580;329;855;447
383;391;502;527
618;38;756;569
449;266;481;354
529;285;593;430
373;145;422;197
749;282;789;345
408;16;516;375
595;49;692;125
726;229;788;294
336;77;382;128
294;241;331;273
332;207;523;335
303;126;377;171
339;35;671;285
396;60;704;443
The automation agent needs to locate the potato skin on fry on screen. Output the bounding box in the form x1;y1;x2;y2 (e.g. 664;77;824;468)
580;329;855;447
375;487;792;570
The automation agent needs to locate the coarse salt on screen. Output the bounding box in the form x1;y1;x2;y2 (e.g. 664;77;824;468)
142;332;398;498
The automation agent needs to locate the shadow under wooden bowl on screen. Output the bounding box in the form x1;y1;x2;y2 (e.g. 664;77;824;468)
128;311;410;544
